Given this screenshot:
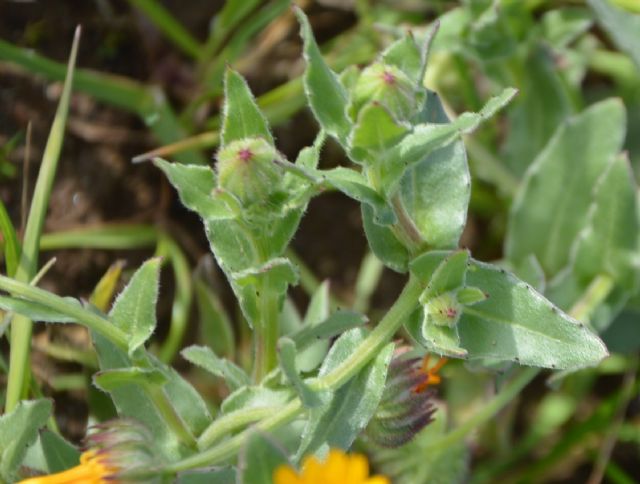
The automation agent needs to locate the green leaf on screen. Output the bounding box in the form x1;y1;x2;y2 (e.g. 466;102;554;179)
572;154;639;291
232;257;299;292
321;167;396;225
294;131;325;170
385;87;517;191
290;310;368;351
0;200;20;277
540;8;593;49
221;385;293;415
239;432;289;484
0;295;80;323
502;48;575;176
278;337;326;407
109;258;161;355
194;278;235;359
506;99;626;277
457;286;488;305
0;399;52;482
149;353;213;438
422;323;467;358
587;0;640;71
421;250;469;299
93;367;168;392
22;430;80;474
349;103;409;163
392;89;514;249
296;329;394;459
381;34;422;83
362;204;410;273
182;345;250;392
221;68;274;146
295;281;330;372
92;334;186;460
154;158;235;221
458;260;608;369
295;8;351;143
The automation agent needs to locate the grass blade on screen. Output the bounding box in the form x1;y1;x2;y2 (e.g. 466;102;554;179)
4;27;81;412
127;0;202;60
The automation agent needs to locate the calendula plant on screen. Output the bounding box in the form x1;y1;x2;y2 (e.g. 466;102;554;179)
0;3;638;483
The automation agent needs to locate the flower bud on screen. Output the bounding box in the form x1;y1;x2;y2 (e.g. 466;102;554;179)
422;291;462;328
365;350;442;448
18;419;160;483
216;137;283;206
350;63;416;121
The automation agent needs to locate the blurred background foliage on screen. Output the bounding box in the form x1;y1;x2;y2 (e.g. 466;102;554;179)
0;0;639;482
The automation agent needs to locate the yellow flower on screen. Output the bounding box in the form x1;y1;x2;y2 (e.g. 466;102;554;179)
18;449;118;484
273;449;389;484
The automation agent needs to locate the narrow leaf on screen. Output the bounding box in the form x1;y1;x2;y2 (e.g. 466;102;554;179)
506;99;627;277
573;154;639;291
154;158;235;221
0;399;52;482
109;258;161;355
297;333;394;459
295;7;351;143
321;167;396;225
278;338;325;407
362;204;410;273
182;345;250;392
221;68;274;146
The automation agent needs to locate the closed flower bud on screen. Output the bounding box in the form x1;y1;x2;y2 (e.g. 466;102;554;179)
216;137;283;206
350;63;416;121
19;419;160;483
422;291;462;328
365;350;442;448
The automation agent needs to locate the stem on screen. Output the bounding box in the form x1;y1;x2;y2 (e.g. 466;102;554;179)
0;275;129;350
197;407;279;450
311;276;423;391
163;276;423;473
253;275;280;382
164;400;303;474
147;385;197;450
569;274;614;323
390;195;425;254
156;235;193;364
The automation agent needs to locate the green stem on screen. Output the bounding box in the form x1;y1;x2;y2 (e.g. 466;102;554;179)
197;407;279;450
164;400;303;474
390;195;425;255
156;235;193;364
570;274;614;323
0;275;129;350
164;276;423;472
253;274;280;382
147;384;197;450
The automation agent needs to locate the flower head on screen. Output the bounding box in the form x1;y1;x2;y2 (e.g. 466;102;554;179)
274;449;389;484
18;419;158;484
365;351;444;447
